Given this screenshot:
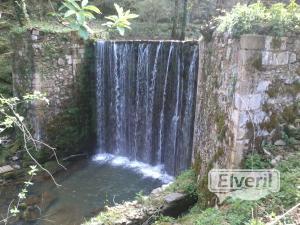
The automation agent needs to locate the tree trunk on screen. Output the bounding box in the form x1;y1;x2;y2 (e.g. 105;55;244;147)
171;0;179;39
180;0;188;40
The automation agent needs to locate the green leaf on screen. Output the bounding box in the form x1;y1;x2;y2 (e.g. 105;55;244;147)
81;0;88;7
76;12;85;25
62;2;77;11
78;27;89;40
114;3;124;17
83;11;95;19
117;27;125;36
68;0;81;10
83;5;101;14
64;10;76;18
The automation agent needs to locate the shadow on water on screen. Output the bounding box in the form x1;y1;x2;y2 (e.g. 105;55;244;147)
0;159;163;225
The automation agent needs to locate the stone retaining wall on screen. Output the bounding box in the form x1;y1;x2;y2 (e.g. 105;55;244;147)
12;30;95;160
193;34;300;199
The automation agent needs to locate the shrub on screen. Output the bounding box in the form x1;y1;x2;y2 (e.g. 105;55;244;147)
217;0;300;37
243;153;271;169
224;199;256;225
166;169;198;198
194;208;224;225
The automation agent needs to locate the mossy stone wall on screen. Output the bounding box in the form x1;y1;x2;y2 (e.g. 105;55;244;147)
12;30;95;161
193;34;300;203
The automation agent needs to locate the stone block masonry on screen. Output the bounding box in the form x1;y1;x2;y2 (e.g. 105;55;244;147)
192;34;300;198
12;29;94;160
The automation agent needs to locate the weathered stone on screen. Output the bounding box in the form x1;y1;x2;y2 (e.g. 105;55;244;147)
274;140;286;146
240;34;265;50
164;192;185;204
235;94;263;111
32;29;39;36
31;35;38;41
0;165;14;174
262;51;290;65
12;156;19;161
58;58;65;66
257;81;271;93
265;36;287;51
162;192;197;217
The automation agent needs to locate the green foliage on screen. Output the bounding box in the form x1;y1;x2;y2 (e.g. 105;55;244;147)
134;191;146;204
243;153;271;169
217;0;300;37
245;219;266;225
262;153;300;212
194;208;224;225
154;215;175;224
223;199;255;225
166;169;198;198
57;0;101;39
0;92;48;132
103;3;139;36
135;0;171;24
7;165;38;220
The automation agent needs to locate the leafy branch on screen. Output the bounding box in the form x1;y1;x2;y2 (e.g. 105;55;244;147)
103;3;139;36
0;92;65;187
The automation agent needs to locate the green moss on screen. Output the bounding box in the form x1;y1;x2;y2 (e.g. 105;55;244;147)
251;55;263;71
259;113;278;132
11;21;74;35
0;138;23;165
271;37;282;49
287;81;300;96
196;148;225;209
296;66;300;76
282;105;297;124
266;81;280;98
215;111;227;141
267;80;300;98
193;154;202;174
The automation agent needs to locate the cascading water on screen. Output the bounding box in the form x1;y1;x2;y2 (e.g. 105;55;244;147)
95;41;199;176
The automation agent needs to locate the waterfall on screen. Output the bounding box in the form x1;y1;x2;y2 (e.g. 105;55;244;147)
95;41;199;175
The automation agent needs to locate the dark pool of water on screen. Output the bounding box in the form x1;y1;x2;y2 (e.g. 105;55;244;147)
0;159;163;225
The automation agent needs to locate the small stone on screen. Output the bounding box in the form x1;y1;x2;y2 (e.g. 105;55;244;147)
0;165;14;174
271;159;277;166
32;29;39;36
275;155;283;162
58;58;65;66
12;164;21;169
12;156;19;161
31;35;38;41
151;187;162;195
274;140;286;146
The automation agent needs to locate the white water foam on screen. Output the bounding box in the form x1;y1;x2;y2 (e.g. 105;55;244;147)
92;153;174;184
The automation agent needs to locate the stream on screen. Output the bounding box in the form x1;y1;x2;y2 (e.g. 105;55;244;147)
0;158;164;225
